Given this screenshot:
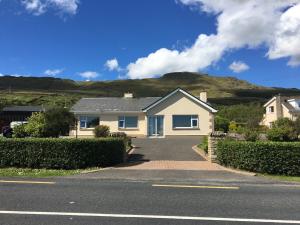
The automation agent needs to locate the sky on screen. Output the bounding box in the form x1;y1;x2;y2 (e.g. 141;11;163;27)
0;0;300;88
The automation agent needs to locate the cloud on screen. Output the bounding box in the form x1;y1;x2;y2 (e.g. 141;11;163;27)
105;58;121;71
0;73;3;77
44;68;64;76
126;0;300;79
78;71;99;80
21;0;79;16
229;61;250;73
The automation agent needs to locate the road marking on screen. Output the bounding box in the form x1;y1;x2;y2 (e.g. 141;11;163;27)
152;184;239;190
0;211;299;224
0;180;55;185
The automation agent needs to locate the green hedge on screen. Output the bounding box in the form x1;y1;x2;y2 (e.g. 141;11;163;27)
0;138;126;169
217;141;300;176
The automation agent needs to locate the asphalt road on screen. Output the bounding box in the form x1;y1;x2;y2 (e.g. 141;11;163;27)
130;136;204;161
1;178;300;225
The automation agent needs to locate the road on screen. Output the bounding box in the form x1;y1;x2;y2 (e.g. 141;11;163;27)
1;178;300;224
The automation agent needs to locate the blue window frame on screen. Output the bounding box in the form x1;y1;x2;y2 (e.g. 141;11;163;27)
172;115;198;129
118;116;138;128
79;116;99;129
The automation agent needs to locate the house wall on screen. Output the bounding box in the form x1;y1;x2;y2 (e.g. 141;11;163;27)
70;113;147;137
261;99;279;127
146;91;214;136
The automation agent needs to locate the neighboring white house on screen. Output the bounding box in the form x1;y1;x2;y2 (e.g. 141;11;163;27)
261;95;300;127
70;88;217;137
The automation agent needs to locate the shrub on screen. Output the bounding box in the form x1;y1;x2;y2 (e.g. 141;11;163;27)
200;136;208;153
94;125;110;138
267;118;298;142
110;132;132;148
25;112;46;138
0;138;126;169
44;107;75;137
228;121;238;132
244;129;259;142
214;116;230;132
217;140;300;175
13;124;28;138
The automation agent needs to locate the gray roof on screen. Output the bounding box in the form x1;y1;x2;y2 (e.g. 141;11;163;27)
71;97;161;113
2;105;44;112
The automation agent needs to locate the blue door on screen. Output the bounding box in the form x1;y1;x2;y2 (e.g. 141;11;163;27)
148;116;164;136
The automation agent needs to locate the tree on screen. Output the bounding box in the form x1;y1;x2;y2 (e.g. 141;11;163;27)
24;112;46;137
44;107;75;137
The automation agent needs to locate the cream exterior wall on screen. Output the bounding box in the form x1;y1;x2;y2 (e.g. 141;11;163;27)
261;100;279;127
146;91;214;136
70;113;147;137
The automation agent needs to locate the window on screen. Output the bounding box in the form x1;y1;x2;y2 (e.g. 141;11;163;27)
79;116;99;129
172;115;198;129
268;106;274;113
118;116;138;128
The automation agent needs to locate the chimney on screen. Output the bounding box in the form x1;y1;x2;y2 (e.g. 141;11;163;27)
124;92;133;98
199;91;207;102
276;94;283;118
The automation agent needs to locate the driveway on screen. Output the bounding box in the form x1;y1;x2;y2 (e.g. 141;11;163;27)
129;136;205;162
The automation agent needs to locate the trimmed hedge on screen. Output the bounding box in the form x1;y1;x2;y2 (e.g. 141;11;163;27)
217;141;300;176
0;138;126;169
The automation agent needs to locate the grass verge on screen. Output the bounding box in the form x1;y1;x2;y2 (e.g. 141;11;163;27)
0;167;101;178
259;174;300;183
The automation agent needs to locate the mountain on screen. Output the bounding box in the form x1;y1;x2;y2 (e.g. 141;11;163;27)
0;72;300;108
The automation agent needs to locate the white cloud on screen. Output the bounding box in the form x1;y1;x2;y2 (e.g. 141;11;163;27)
229;61;250;73
105;58;121;71
0;73;3;77
44;68;64;76
78;71;99;81
21;0;79;16
126;0;300;79
22;0;45;15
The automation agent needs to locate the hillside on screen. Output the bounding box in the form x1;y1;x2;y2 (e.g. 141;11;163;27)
1;72;300;108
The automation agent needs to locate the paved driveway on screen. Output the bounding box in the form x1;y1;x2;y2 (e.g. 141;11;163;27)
129;136;205;162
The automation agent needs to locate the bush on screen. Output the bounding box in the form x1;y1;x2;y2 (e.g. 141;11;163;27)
44;107;75;137
13;124;28;138
267;118;298;142
24;112;46;138
214;116;230;132
228;121;238;132
244;129;259;142
0;138;126;169
110;132;132;148
217;140;300;175
200;136;208;153
94;125;110;138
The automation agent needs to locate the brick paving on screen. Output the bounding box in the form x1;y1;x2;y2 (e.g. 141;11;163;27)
115;160;222;171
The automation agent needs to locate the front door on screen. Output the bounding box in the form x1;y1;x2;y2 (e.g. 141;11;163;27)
148;116;164;137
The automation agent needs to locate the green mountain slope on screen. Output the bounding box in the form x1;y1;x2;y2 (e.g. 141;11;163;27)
0;72;299;108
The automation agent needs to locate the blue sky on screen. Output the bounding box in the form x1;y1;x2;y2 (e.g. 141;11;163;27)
0;0;300;88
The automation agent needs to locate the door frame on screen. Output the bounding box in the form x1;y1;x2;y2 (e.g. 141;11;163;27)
147;115;164;137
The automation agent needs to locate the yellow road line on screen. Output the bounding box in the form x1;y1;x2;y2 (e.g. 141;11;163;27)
152;184;239;190
0;180;55;185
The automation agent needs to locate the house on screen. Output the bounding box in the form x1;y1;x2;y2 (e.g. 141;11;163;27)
70;88;217;137
261;95;300;127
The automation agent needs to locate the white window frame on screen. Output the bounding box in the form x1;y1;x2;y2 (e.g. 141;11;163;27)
172;115;199;129
118;116;138;129
268;106;274;113
79;116;99;129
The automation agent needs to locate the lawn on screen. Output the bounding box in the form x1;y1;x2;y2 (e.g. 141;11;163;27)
0;167;101;178
259;174;300;183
